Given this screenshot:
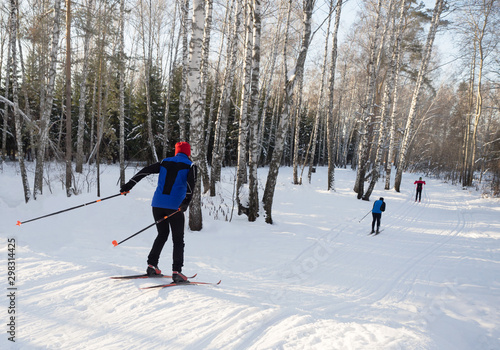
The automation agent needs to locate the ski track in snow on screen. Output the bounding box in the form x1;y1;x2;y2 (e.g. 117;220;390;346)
1;164;499;349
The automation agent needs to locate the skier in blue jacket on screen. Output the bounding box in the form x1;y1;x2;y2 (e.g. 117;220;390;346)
120;142;197;283
371;197;386;234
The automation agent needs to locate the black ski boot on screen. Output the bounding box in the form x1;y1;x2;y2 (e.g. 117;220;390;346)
172;271;189;283
146;265;162;276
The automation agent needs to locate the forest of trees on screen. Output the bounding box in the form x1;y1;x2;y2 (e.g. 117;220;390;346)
1;0;499;228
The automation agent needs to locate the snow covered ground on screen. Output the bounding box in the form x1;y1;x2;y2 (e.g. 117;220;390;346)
1;162;499;349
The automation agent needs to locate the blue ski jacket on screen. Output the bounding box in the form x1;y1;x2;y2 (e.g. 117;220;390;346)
152;154;194;209
372;199;386;214
124;153;197;210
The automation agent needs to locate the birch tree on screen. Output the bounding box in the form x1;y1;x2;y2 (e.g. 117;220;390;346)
363;0;401;200
353;0;383;199
394;0;445;192
75;0;95;174
458;0;497;187
210;0;241;196
33;0;62;198
245;0;261;221
384;3;406;189
236;0;253;214
263;0;316;224
162;1;180;158
256;5;282;166
137;0;159;163
65;0;73;196
178;0;190;141
2;21;11;163
197;0;213;192
187;0;205;231
10;0;31;202
205;0;233;151
118;0;126;185
325;0;343;190
300;0;334;185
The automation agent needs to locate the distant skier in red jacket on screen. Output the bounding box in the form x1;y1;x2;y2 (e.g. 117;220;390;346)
414;177;426;202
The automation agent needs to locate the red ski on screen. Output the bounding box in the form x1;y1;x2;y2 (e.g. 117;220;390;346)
111;273;197;280
141;280;221;290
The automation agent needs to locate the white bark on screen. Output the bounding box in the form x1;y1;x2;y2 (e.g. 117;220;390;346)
33;0;62;198
385;0;406;190
326;0;343;190
10;0;31;202
246;0;261;221
187;0;205;231
163;1;180;158
353;0;383;199
363;0;399;200
210;0;241;196
2;22;11;162
178;0;190;141
394;0;444;192
198;0;213;192
76;0;95;173
263;0;315;224
236;0;253;214
303;0;337;184
119;0;126;185
65;0;73;197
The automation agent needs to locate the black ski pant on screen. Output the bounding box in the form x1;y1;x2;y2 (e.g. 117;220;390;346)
372;213;381;231
415;189;422;201
148;207;185;272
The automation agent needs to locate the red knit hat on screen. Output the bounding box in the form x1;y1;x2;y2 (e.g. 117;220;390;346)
175;142;191;157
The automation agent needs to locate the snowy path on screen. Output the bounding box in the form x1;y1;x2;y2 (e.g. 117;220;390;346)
1;166;499;349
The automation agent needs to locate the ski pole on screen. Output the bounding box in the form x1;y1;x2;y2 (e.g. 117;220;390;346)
358;210;371;223
112;209;181;247
16;193;125;226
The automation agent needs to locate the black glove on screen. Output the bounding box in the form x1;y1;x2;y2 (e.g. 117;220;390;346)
120;181;134;194
179;204;188;212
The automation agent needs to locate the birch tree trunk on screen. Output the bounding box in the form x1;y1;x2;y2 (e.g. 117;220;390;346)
326;0;342;190
463;0;495;187
139;0;158;163
178;0;190;141
210;0;241;196
17;15;36;164
33;0;62;198
10;0;31;202
394;0;444;192
118;0;126;185
88;76;97;161
385;0;406;190
256;6;282;166
187;0;205;231
95;47;111;197
302;0;335;184
263;0;292;224
65;0;73;197
263;0;315;224
162;1;180;158
2;28;11;162
236;0;253;214
246;0;261;221
205;0;233;150
363;0;399;200
353;0;383;199
462;49;475;185
292;81;303;185
197;0;213;193
75;0;95;173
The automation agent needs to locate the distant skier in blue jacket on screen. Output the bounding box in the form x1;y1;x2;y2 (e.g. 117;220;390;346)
120;142;197;283
371;197;386;234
